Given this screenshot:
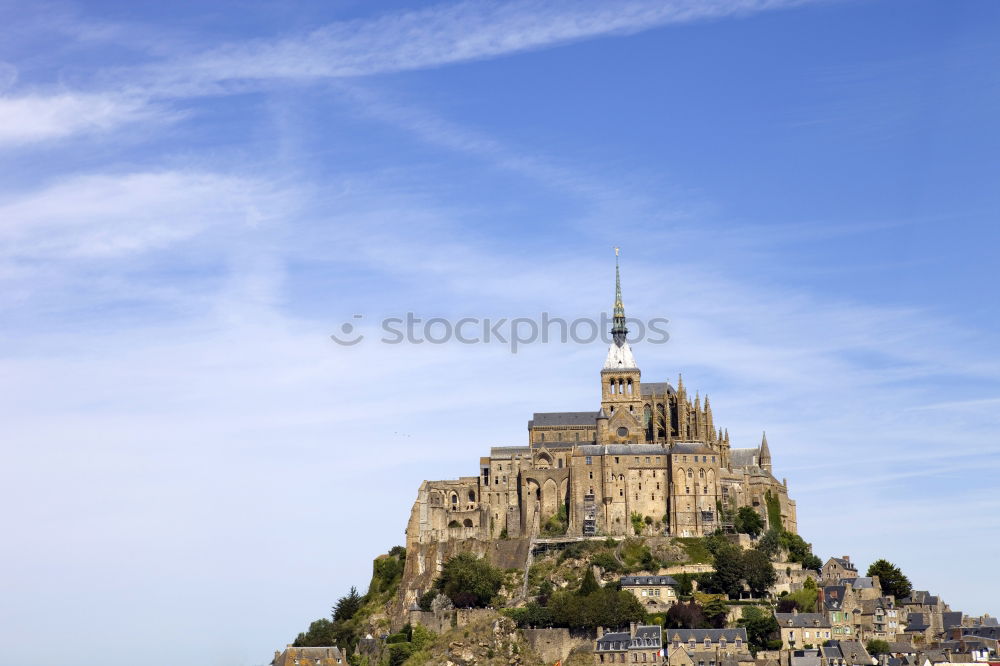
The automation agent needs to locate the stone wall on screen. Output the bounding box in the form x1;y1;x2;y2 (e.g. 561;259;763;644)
522;628;593;664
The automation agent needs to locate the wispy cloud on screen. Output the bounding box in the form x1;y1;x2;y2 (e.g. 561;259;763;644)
0;91;168;147
145;0;823;91
0;170;285;260
3;0;829;146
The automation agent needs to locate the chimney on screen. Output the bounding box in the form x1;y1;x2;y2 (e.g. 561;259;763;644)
842;555;850;562
630;622;638;637
817;588;825;607
793;608;799;616
598;626;604;639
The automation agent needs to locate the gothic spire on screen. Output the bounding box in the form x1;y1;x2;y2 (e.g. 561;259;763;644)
611;247;628;347
759;431;772;471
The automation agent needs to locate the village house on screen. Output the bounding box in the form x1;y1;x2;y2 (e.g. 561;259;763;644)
821;557;859;584
664;628;752;666
596;624;663;664
776;611;833;649
621;575;679;611
822;583;862;641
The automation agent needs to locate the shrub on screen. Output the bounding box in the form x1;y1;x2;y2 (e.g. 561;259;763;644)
417;589;438;611
591;552;623;573
435;553;503;608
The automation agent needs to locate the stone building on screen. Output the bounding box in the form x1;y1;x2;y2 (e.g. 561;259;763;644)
776;611;834;648
664;628;752;666
595;623;663;664
621;574;680;611
402;255;798;601
821;557;859;584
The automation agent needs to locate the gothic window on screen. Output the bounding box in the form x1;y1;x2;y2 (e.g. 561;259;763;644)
468;490;476;502
687;469;693;478
451;494;458;505
699;469;705;479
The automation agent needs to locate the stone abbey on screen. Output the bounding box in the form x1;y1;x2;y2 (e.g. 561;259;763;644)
405;254;797;552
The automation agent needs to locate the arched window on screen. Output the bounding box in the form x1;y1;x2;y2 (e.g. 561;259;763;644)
687;469;693;478
468;490;476;502
699;469;705;479
451;493;458;505
463;518;473;528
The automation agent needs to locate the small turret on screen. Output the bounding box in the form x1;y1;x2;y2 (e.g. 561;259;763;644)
759;431;772;473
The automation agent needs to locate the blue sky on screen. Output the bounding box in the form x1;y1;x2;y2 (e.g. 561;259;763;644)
1;1;999;664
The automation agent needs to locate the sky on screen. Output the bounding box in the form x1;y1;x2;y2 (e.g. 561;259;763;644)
1;0;999;664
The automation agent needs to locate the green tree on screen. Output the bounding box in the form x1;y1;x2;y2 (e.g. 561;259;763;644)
738;606;780;656
333;586;364;622
756;529;781;558
435;553;503;607
293;618;339;647
742;549;777;598
579;567;601;596
866;559;912;600
867;639;891;656
735;507;766;538
702;596;730;628
548;587;646;630
710;542;745;598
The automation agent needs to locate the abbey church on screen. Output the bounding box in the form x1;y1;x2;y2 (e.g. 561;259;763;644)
405;256;797;551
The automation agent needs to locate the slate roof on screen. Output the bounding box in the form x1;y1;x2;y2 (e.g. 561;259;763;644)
906;613;930;632
667;628;749;644
842;577;876;589
942;611;963;629
597;631;631;651
529;411;598;427
640;382;676;396
621;575;678;587
669;442;717;455
828;557;858;572
596;625;662;651
729;448;760;467
824;585;847;610
833;640;873;665
776;612;832;628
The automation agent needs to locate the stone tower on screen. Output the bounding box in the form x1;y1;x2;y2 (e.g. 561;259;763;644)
759;431;772;473
600;249;644;443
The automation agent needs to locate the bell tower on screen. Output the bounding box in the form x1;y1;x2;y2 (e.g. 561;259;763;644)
599;248;643;443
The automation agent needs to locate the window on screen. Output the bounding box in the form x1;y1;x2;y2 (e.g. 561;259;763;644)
635;457;640;463
586;456;593;465
645;456;651;463
615;457;620;464
617;427;629;437
589;471;593;479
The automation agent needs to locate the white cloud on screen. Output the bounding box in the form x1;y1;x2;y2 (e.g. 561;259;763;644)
0;91;165;147
0;171;286;260
150;0;820;90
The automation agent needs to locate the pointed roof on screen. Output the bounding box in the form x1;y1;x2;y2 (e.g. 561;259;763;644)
759;431;772;463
